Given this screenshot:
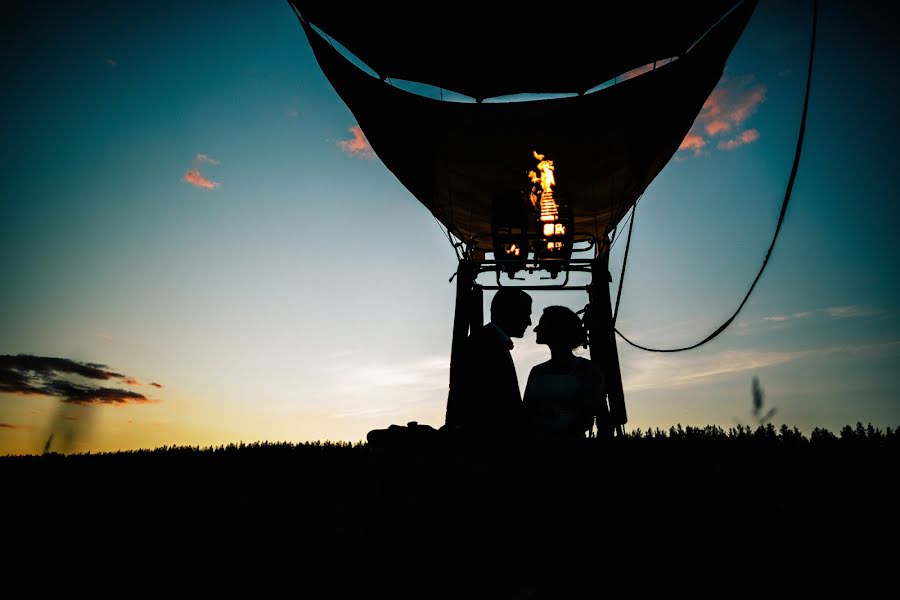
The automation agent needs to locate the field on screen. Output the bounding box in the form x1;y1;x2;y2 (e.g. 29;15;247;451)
4;423;895;594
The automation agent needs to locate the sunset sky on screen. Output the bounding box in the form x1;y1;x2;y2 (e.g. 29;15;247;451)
2;0;898;455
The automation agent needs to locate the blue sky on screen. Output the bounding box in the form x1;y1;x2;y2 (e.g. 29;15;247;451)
1;0;898;454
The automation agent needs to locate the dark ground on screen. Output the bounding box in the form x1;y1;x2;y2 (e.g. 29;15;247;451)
3;423;896;596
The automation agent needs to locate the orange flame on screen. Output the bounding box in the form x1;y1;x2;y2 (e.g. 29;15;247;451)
528;150;564;235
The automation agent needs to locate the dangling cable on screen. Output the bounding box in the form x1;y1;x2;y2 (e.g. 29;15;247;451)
615;0;818;353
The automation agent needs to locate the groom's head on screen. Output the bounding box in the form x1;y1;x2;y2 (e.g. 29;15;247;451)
490;288;532;339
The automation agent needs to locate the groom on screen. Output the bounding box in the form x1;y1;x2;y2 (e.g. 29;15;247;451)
445;288;533;440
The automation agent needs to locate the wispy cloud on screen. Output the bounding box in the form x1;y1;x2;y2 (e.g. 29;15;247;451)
824;305;886;319
678;74;766;158
763;314;791;322
149;382;164;389
183;154;220;189
106;58;117;67
1;422;32;430
625;340;900;393
285;109;299;118
0;355;160;406
325;352;448;420
337;125;376;159
718;128;759;150
334;354;448;394
625;348;809;392
743;306;885;332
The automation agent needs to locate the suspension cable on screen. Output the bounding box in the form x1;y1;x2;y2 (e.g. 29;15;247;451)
615;0;818;353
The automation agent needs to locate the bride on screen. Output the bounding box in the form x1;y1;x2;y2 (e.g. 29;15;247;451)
523;306;602;441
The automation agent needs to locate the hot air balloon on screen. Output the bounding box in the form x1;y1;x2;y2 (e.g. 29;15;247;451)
288;0;765;436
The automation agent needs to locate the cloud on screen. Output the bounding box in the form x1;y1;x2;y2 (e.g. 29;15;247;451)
718;128;759;150
285;109;299;118
678;134;706;157
324;352;448;420
621;63;655;81
742;307;885;332
106;58;117;67
1;422;31;430
0;355;160;406
704;120;731;136
183;154;220;189
337;125;376;159
678;75;766;158
824;305;886;319
778;69;792;78
625;348;810;392
624;341;900;394
333;354;449;394
149;382;164;389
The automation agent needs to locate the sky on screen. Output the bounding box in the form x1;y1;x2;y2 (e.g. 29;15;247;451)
1;0;898;455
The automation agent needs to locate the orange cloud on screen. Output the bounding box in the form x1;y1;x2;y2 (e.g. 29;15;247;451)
183;169;218;189
123;377;142;385
621;63;655;81
149;382;164;389
705;120;731;136
183;154;220;189
718;128;759;150
679;134;706;157
1;422;31;429
678;75;766;159
732;87;766;124
337;125;376;159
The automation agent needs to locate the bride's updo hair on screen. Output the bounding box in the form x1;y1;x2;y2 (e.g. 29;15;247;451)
539;306;587;350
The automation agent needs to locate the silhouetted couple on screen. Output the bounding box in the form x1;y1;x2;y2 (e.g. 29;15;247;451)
446;288;604;444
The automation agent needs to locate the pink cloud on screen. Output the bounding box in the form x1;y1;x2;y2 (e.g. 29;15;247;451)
337;125;376;159
730;87;767;125
705;120;731;136
679;134;706;157
183;169;218;189
621;63;655;81
718;128;759;150
183;154;220;189
678;75;767;159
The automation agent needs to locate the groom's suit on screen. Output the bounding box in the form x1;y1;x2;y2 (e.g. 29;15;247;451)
446;322;523;437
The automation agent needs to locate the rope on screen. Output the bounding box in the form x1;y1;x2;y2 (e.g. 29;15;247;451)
612;201;637;323
611;194;642;249
615;0;818;353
